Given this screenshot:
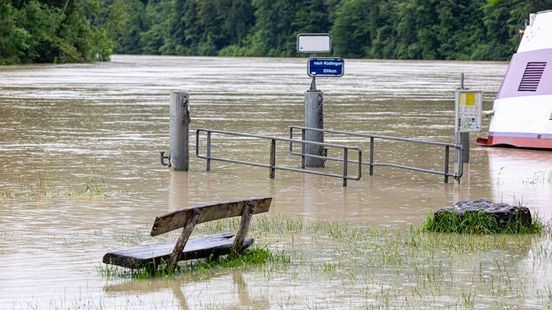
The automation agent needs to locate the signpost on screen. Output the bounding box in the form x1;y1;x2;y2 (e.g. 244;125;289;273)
307;58;344;77
297;33;344;168
454;74;482;165
455;90;483;133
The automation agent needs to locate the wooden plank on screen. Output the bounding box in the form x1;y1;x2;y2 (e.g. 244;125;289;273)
103;233;254;269
150;197;271;236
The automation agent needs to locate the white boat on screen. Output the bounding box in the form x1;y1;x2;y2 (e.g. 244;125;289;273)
477;10;552;149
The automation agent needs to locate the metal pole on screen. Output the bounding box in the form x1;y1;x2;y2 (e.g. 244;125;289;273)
444;146;450;183
169;92;190;171
458;73;470;163
304;88;324;167
456;145;464;183
289;127;293;152
461;132;470;163
206;131;211;172
369;137;374;176
342;148;348;187
301;128;306;169
454;132;462;165
269;139;276;179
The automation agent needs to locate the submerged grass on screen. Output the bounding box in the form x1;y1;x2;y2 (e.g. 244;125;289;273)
0;188;15;199
99;215;552;308
2;175;108;199
65;178;107;198
99;247;290;279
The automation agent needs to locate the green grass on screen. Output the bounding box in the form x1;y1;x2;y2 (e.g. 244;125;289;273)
422;210;543;234
65;178;107;198
0;188;14;199
2;175;108;199
99;247;290;279
98;216;552;308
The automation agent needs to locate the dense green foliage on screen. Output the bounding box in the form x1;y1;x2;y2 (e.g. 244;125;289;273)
0;0;112;64
94;0;552;60
3;0;552;63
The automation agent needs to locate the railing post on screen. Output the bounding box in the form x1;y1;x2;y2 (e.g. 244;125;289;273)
301;128;306;169
269;139;276;179
195;129;200;158
342;148;348;187
444;145;450;183
206;131;212;172
369;137;374;176
357;149;362;180
289;127;293;152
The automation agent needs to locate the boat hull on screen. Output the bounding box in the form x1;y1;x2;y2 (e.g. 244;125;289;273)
477;11;552;150
476;133;552;149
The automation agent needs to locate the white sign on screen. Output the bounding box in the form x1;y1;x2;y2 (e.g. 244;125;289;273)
455;90;483;133
297;33;331;53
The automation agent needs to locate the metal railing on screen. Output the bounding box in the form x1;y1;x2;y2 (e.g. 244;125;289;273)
289;126;463;183
196;128;362;186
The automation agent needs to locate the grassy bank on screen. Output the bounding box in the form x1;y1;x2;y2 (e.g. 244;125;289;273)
100;215;552;308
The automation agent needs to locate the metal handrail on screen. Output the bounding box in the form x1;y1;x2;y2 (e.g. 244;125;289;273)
289;126;463;183
196;128;362;186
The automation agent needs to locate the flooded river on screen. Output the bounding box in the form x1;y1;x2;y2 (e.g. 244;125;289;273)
1;55;551;308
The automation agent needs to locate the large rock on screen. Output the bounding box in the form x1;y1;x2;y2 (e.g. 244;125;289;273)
434;199;532;229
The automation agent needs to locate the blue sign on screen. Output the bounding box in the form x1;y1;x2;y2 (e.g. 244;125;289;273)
307;58;344;77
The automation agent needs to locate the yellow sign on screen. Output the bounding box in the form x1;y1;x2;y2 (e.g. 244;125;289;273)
460;92;475;107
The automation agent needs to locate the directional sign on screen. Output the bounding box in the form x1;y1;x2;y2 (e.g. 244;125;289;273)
307;58;344;77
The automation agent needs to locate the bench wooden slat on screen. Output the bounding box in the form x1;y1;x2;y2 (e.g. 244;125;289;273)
150;197;271;236
103;233;253;269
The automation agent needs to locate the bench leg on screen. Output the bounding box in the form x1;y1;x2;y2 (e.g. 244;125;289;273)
169;209;200;273
232;200;255;253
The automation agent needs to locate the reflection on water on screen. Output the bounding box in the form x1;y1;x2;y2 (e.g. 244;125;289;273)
485;148;552;218
1;55;551;308
104;271;268;309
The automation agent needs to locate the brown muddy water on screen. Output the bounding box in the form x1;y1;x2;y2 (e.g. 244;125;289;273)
1;55;551;308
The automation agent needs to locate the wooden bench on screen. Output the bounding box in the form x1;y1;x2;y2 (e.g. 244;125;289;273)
103;197;272;272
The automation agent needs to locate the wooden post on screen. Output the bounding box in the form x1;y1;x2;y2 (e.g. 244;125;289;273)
169;209;200;272
169;92;190;171
232;201;255;253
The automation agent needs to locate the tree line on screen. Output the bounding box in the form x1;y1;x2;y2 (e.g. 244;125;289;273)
0;0;112;64
2;0;552;64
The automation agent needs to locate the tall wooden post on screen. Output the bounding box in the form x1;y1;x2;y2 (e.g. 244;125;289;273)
169;92;190;171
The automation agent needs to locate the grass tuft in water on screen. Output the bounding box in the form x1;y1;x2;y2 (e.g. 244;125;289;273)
66;178;107;198
0;188;15;199
422;210;543;234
